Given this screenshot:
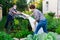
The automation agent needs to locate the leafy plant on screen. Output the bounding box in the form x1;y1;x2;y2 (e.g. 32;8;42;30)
25;32;57;40
56;27;60;34
9;17;33;38
0;32;13;40
16;0;27;11
44;32;57;40
11;30;33;39
48;12;55;17
45;12;57;32
14;19;19;25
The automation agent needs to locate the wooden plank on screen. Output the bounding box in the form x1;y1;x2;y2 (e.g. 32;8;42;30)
0;7;2;21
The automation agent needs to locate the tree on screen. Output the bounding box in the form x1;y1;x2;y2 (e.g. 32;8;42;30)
16;0;27;12
0;0;13;16
37;0;43;12
0;0;27;16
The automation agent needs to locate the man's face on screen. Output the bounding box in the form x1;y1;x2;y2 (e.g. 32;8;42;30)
13;5;17;9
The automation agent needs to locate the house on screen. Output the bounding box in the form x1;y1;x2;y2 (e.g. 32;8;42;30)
43;0;60;16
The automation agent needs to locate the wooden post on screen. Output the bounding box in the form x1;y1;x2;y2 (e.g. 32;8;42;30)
0;6;2;21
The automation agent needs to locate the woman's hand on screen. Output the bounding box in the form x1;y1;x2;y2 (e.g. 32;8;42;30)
30;13;33;16
34;20;36;25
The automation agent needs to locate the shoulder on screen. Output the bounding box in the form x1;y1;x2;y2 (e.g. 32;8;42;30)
9;8;14;11
33;9;38;13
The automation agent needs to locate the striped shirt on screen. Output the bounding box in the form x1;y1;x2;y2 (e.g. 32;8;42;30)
8;7;17;17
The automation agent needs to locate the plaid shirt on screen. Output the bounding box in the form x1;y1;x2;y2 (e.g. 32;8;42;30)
8;7;17;17
32;9;46;21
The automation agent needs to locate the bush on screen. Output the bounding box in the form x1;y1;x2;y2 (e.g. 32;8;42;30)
48;12;55;17
0;32;13;40
56;26;60;34
10;30;33;39
10;17;33;38
45;12;57;32
55;18;60;34
45;12;60;34
13;17;32;30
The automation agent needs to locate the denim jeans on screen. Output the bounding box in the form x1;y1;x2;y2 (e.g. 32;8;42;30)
34;19;47;34
5;14;13;29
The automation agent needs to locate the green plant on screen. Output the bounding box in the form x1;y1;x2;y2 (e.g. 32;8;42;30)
0;32;13;40
14;19;19;25
0;16;6;31
23;11;32;15
44;32;57;40
37;0;42;11
48;12;55;17
12;17;32;30
9;17;33;38
16;0;27;11
12;30;33;39
25;32;57;40
45;13;57;32
56;26;60;34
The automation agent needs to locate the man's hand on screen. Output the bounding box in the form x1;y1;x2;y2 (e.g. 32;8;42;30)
12;11;17;14
17;11;22;14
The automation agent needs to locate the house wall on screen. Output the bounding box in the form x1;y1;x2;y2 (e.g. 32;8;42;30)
43;0;48;14
48;0;57;15
43;0;58;15
58;0;60;16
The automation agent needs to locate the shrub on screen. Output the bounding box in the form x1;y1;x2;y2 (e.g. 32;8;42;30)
45;12;57;32
56;26;60;34
14;19;19;25
12;17;32;31
10;17;33;38
48;12;55;17
0;32;13;40
10;30;33;39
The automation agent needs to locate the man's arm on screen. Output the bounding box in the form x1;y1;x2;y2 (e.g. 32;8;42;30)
12;11;17;14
